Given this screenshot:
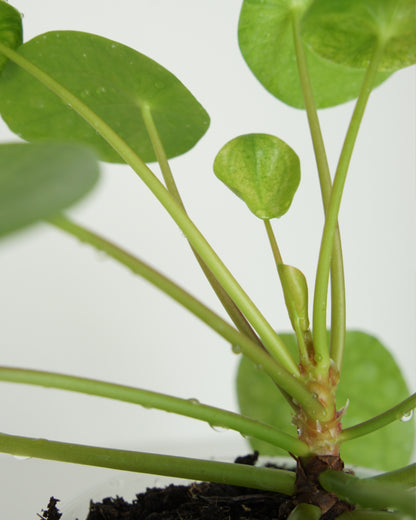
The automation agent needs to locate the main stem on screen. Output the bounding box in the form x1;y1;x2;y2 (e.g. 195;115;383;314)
312;43;385;363
0;42;298;376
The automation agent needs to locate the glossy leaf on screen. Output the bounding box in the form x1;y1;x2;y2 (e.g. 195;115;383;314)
213;134;300;219
301;0;416;71
0;142;99;238
238;0;390;108
0;0;22;73
237;331;414;470
0;31;210;163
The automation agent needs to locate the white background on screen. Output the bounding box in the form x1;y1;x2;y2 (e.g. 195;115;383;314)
0;1;415;517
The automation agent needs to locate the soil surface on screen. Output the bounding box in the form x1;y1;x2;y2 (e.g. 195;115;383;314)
38;453;353;520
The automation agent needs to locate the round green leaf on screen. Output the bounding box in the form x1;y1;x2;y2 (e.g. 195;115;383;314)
0;1;22;73
236;331;414;470
0;142;100;238
213;134;300;219
238;0;390;108
301;0;416;71
0;31;210;163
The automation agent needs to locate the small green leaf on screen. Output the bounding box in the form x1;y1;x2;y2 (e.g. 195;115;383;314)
0;1;22;73
301;0;416;71
237;331;415;470
0;31;210;163
0;142;100;238
238;0;390;108
213;134;300;219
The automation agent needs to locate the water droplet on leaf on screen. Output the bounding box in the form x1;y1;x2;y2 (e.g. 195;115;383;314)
187;398;200;405
231;344;241;354
400;410;413;422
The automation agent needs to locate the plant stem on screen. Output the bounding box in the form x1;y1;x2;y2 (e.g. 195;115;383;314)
366;464;416;490
264;219;283;266
141;103;266;354
292;13;346;372
47;215;326;419
287;504;322;520
0;366;309;456
0;42;298;376
339;392;416;442
320;470;415;516
0;432;296;494
312;43;385;371
338;511;408;520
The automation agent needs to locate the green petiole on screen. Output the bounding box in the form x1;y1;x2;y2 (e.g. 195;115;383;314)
47;215;326;419
312;42;385;372
0;432;296;495
292;12;346;373
0;366;310;456
0;41;298;377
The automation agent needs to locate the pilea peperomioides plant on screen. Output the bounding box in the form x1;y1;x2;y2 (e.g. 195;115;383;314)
0;0;415;518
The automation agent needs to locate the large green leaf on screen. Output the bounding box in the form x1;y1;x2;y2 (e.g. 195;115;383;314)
0;142;99;238
0;31;210;163
236;331;414;470
238;0;390;108
213;133;300;219
0;1;22;73
301;0;416;71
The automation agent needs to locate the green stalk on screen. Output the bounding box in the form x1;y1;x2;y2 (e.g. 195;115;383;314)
292;13;346;371
312;43;385;371
0;42;298;376
339;393;416;443
366;464;416;490
264;220;310;366
287;504;321;520
141;103;266;353
264;219;283;266
47;215;326;419
0;432;296;494
0;366;309;455
338;512;408;520
320;470;415;516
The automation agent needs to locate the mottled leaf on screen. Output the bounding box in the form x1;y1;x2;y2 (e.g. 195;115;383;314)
213;133;300;219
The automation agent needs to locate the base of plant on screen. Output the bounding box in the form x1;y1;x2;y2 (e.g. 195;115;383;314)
39;453;357;520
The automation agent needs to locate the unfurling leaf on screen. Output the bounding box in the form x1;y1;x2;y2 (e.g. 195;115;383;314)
213;134;300;219
278;264;310;333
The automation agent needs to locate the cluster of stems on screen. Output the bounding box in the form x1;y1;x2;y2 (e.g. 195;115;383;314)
0;8;415;516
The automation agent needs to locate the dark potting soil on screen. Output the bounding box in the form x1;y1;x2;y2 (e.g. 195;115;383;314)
38;453;353;520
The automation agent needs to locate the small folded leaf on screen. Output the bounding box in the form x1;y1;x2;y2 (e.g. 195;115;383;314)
0;142;100;238
238;0;390;108
0;31;210;163
213;134;300;219
237;331;414;470
301;0;416;71
0;1;22;73
278;264;310;332
287;503;321;520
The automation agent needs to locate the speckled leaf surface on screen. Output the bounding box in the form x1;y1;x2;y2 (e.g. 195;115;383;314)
213;133;300;219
